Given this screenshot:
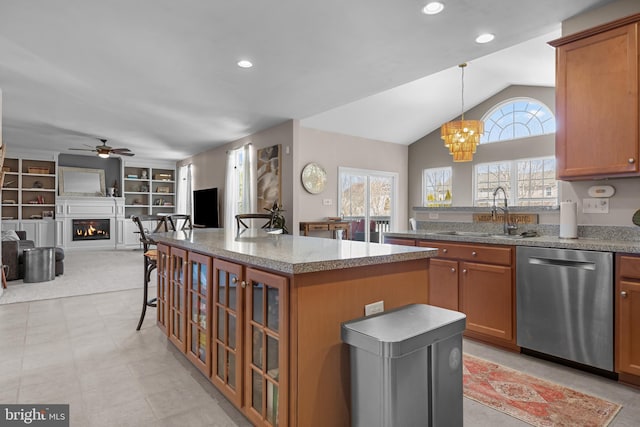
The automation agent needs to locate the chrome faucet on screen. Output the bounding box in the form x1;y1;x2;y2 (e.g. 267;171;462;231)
492;186;518;235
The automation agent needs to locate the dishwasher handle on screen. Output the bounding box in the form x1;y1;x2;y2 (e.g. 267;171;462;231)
527;256;596;270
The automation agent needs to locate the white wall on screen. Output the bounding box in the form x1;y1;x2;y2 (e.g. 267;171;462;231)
562;0;640;35
408;85;556;208
296;127;409;232
178;120;295;230
179;121;410;234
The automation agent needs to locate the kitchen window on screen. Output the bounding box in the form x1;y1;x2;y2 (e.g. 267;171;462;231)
474;157;557;207
423;167;452;206
481;98;556;143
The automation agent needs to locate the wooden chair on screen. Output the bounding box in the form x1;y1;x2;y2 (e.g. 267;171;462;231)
166;214;193;231
235;213;273;230
132;215;159;330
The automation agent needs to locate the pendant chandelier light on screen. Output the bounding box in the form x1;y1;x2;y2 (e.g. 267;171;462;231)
441;63;484;162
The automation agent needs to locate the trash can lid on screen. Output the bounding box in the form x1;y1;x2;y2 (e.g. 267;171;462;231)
341;304;466;358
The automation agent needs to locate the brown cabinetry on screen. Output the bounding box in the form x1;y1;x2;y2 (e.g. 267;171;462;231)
244;267;288;427
428;258;458;311
156;244;170;335
417;240;516;348
550;15;640;180
158;247;288;427
211;259;244;407
168;247;188;352
186;252;212;375
615;255;640;382
155;238;428;426
383;237;416;246
459;261;513;341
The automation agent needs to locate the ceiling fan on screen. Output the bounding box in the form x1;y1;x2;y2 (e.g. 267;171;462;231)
69;139;135;158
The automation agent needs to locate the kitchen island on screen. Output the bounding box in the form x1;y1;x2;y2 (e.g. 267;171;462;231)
151;228;437;427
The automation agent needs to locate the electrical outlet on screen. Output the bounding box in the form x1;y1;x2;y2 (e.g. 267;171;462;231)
323;199;332;206
365;301;384;316
428;213;439;219
582;198;609;214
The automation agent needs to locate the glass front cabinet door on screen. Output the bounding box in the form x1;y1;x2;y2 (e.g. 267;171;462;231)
211;259;244;407
187;252;212;375
168;247;188;352
245;267;288;427
156;244;170;335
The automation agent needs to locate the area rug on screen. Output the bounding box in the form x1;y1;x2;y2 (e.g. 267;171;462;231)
0;250;151;305
463;354;621;427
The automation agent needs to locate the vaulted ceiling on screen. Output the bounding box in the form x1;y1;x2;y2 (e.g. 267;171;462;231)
0;0;615;160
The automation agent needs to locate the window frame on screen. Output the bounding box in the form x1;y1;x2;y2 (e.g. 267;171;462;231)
422;166;453;207
473;156;558;207
480;97;556;144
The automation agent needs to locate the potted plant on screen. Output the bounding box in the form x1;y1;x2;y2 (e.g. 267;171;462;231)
265;202;289;234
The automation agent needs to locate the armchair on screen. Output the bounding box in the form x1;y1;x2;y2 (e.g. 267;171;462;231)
2;231;35;281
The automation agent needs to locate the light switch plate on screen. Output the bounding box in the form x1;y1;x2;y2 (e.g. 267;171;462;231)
582;198;609;213
365;301;384;316
322;199;332;206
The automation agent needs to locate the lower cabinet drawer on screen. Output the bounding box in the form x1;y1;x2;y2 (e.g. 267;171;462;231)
418;240;512;266
619;255;640;280
307;224;329;231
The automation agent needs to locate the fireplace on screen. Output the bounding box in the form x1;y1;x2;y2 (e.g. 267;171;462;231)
72;218;111;241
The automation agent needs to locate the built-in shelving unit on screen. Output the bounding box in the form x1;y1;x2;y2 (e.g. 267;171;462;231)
123;165;176;217
1;157;57;221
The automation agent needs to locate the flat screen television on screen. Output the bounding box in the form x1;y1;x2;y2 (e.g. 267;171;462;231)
193;187;219;228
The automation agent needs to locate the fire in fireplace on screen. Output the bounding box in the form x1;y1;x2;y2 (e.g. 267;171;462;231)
72;219;110;241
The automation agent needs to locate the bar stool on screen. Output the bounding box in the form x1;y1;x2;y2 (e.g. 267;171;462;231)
235;213;273;230
132;215;159;331
166;213;193;231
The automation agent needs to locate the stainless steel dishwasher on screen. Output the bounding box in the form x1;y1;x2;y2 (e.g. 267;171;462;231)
516;246;613;371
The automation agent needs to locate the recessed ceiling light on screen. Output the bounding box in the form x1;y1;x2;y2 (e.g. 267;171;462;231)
237;60;253;68
475;33;495;44
422;2;444;15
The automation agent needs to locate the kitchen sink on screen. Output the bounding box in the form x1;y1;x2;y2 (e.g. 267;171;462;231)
426;231;490;237
454;231;491;237
424;230;536;239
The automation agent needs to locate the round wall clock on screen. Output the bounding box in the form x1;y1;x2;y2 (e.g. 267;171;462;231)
301;162;327;194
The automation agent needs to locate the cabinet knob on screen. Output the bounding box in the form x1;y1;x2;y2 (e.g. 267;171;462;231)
621;291;628;298
629;158;636;164
450;267;456;273
462;269;467;274
241;281;247;289
231;277;238;284
471;251;477;257
442;248;448;253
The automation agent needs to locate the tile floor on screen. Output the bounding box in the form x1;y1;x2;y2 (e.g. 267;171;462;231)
0;287;639;426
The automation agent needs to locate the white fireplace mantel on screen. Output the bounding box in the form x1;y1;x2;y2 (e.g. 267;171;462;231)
55;196;127;250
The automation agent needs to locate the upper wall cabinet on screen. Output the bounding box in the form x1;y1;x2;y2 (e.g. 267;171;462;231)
550;14;640;180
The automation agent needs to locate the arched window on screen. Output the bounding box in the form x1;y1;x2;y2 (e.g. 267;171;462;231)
480;98;556;143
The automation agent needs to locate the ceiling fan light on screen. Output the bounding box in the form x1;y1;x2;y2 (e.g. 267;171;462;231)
98;152;110;159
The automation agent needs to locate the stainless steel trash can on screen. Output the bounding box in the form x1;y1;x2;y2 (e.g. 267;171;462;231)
23;247;56;283
341;304;466;427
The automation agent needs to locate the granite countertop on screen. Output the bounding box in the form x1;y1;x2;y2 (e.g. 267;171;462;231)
384;230;640;254
151;228;438;274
